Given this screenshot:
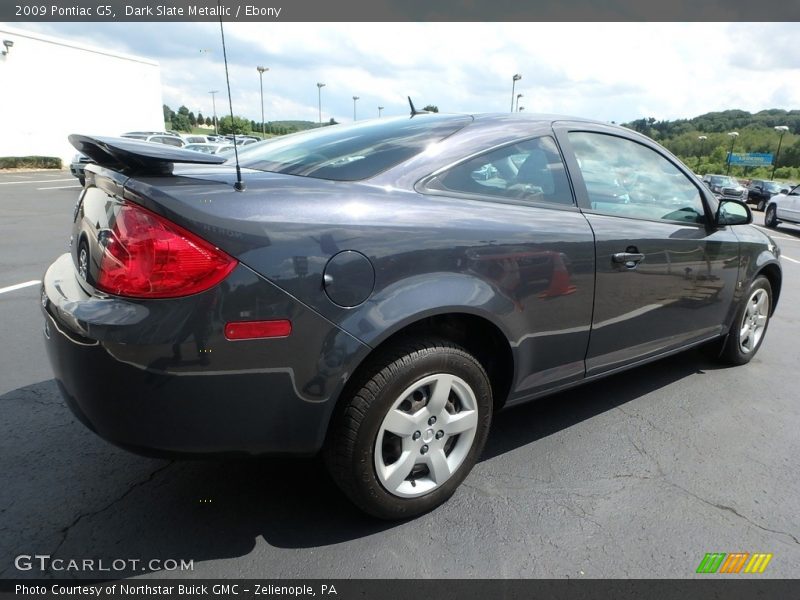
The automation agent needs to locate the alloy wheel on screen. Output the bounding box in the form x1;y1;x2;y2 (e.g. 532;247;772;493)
739;288;769;354
78;245;88;281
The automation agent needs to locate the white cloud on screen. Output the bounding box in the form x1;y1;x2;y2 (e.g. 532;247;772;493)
6;22;799;124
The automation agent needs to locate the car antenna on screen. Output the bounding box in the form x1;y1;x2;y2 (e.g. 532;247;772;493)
218;4;245;192
408;96;430;118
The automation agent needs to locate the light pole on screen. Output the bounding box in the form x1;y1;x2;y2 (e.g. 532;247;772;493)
772;125;789;180
256;66;268;137
726;131;739;176
378;106;384;118
316;82;326;125
516;93;523;113
510;74;522;113
697;135;707;156
209;90;219;135
353;96;360;121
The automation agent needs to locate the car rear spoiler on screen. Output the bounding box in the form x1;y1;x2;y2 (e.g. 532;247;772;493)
68;134;226;174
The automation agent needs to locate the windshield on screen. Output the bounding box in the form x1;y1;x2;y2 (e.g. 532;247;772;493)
233;115;473;181
710;176;737;186
764;181;782;193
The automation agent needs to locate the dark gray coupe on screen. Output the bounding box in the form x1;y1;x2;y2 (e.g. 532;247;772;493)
42;114;781;519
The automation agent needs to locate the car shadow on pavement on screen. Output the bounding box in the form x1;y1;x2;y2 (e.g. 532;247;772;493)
0;348;726;579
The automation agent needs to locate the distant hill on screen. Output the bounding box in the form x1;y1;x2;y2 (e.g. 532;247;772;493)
622;109;800;180
267;120;318;131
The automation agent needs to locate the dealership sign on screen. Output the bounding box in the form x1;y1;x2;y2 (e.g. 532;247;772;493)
728;152;774;167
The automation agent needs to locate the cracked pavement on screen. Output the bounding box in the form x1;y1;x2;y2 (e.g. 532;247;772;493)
1;171;799;579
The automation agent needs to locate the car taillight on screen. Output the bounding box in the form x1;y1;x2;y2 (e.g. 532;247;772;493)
95;202;237;299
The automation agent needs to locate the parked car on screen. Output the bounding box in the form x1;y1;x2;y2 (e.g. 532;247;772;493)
701;174;748;202
747;179;784;211
183;135;212;144
121;132;186;147
46;116;781;519
764;184;800;228
183;142;235;155
68;151;91;186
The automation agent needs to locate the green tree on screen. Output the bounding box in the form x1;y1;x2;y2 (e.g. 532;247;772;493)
423;105;439;113
188;112;197;127
205;116;212;126
171;113;192;132
217;115;251;135
197;112;204;125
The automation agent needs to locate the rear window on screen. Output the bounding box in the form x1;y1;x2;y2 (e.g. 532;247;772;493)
235;115;473;181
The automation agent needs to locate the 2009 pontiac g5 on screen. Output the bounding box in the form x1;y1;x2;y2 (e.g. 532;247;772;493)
42;114;781;518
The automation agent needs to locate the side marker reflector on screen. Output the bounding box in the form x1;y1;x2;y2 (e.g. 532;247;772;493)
224;320;292;340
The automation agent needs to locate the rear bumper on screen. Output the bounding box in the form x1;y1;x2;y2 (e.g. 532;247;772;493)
41;254;369;456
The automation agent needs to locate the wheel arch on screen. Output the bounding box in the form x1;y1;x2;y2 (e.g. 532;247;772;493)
757;262;782;315
326;310;516;445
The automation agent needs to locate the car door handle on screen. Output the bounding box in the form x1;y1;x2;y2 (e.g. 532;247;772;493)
612;252;645;267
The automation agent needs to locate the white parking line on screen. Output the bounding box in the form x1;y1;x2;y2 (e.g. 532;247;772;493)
782;256;800;264
36;185;81;190
0;280;40;294
0;178;75;185
752;225;799;242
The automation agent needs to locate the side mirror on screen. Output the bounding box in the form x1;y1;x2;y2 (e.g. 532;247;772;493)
716;199;752;226
780;188;789;194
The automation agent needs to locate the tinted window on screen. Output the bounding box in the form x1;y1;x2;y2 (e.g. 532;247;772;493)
235;115;473;181
569;132;706;224
157;137;184;147
432;136;573;206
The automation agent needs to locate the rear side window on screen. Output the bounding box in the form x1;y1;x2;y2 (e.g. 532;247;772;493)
235;115;473;181
429;136;574;206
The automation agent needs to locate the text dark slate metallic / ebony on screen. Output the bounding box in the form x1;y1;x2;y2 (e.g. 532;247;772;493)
41;114;782;519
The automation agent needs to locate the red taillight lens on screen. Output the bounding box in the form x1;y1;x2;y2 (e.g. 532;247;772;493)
95;202;237;299
224;320;292;340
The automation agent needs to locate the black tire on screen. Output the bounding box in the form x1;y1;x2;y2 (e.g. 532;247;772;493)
764;204;778;228
718;276;772;365
756;198;766;212
324;337;492;520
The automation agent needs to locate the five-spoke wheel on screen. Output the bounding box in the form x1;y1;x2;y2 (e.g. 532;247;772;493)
375;373;479;498
720;275;772;365
325;338;492;519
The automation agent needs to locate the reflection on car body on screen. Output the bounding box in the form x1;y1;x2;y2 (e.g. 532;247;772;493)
44;114;781;519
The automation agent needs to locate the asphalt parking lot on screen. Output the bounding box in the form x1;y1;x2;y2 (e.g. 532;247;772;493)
1;169;799;580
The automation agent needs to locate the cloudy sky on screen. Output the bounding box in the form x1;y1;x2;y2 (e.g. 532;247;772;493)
11;22;800;125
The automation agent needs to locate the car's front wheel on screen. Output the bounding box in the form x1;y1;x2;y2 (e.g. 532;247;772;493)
756;198;766;212
719;276;772;365
765;204;778;228
325;338;492;519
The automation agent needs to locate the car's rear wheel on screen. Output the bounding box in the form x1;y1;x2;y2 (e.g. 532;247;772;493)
719;276;772;365
756;198;766;211
765;204;778;228
325;338;492;519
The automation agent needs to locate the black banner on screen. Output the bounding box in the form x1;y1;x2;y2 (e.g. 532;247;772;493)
2;580;800;600
2;0;800;22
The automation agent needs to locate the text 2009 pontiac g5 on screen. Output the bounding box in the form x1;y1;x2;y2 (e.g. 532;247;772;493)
42;114;781;518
